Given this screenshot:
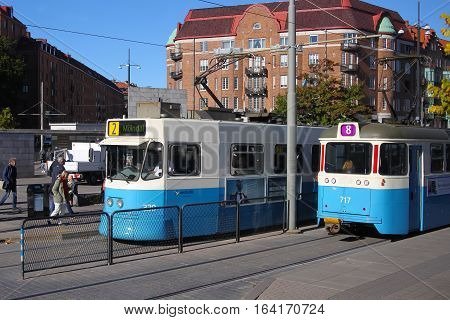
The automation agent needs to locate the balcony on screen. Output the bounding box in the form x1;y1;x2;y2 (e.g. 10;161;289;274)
213;48;243;56
340;64;358;73
245;67;268;77
170;70;183;80
341;42;359;51
245;85;268;97
170;51;183;61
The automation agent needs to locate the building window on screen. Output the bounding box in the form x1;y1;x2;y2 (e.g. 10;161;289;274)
222;97;229;108
280;75;288;88
344;33;357;44
383;38;388;49
234;76;238;90
370;38;376;48
369;96;376;107
222;77;229;90
248;38;266;49
280;54;288;67
199;98;208;108
383;77;388;90
280;36;288;46
230;144;264;176
308;53;319;65
382;98;387;110
383;62;388;70
22;85;29;93
199;78;207;91
369;76;375;89
222;40;234;49
369;55;376;69
431;144;444;173
404;99;410;111
233;97;239;109
200;59;208;72
222;58;229;70
309;35;318;44
234;60;239;70
249;56;265;68
253;23;261;30
272;76;276;89
200;41;208;52
168;144;201;176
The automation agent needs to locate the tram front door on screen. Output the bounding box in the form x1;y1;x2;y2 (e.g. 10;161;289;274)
408;145;422;232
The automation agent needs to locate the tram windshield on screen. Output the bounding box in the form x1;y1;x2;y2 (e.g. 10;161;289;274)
325;142;372;175
141;142;163;180
106;144;146;182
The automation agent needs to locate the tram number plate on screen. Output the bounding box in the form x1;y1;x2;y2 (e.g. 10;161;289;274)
340;196;351;204
341;124;356;137
108;121;120;136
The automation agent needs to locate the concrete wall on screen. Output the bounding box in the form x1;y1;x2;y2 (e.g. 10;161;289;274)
0;134;34;178
128;87;187;119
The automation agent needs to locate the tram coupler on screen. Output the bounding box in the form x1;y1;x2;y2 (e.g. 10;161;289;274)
324;218;341;235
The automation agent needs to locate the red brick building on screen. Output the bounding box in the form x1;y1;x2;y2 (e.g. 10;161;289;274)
0;6;124;129
167;0;448;123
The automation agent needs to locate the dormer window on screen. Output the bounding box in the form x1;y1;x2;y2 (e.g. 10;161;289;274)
253;23;261;30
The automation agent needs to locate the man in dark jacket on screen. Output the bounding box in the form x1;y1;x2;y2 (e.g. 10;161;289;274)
0;158;18;210
49;156;65;213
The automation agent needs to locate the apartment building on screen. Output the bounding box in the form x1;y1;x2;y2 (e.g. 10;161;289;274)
1;6;124;129
166;0;448;123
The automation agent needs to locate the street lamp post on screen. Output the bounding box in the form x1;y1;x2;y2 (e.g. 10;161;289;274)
119;48;141;117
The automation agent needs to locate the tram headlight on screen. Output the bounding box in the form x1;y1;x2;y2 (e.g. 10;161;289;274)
331;178;336;184
106;197;113;207
364;180;370;186
325;178;329;183
356;180;361;185
117;199;124;208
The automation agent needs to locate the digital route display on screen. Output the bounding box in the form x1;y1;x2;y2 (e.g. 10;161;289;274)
108;120;146;136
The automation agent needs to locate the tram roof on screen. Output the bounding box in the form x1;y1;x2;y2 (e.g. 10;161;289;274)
321;123;449;141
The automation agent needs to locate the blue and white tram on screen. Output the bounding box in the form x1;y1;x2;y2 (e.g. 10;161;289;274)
317;122;450;235
100;118;324;240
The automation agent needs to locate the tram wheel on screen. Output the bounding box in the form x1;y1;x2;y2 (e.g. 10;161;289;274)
326;223;341;235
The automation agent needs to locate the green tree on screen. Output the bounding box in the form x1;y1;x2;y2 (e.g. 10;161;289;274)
427;14;450;116
0;36;25;110
0;107;15;129
273;59;370;126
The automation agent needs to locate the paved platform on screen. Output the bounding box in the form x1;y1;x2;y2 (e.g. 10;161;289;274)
0;176;102;242
0;223;448;300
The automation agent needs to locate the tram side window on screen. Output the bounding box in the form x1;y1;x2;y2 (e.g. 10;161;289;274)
311;145;320;173
231;144;264;175
430;144;444;173
141;142;163;180
447;145;450;172
379;143;407;176
273;144;303;174
168;144;201;176
325;143;372;175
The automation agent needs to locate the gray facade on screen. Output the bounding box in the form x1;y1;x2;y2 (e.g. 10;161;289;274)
128;87;187;119
0;133;34;178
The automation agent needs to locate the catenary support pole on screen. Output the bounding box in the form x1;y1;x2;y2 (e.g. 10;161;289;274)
287;0;297;231
417;1;422;126
40;82;44;153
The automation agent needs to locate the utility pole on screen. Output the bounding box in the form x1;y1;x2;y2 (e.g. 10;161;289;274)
417;0;422;126
40;81;44;153
287;0;297;231
119;49;140;117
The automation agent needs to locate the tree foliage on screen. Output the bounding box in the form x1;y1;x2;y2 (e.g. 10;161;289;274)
441;13;450;55
427;14;450;116
0;107;15;129
0;36;25;109
273;59;370;126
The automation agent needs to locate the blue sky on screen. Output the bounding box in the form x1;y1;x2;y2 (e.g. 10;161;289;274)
1;0;449;88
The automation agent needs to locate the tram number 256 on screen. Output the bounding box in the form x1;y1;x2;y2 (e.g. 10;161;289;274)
340;196;351;204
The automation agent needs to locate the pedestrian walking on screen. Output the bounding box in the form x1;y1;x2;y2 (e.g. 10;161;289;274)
64;175;75;215
49;156;65;213
0;158;19;211
39;149;47;173
49;170;69;223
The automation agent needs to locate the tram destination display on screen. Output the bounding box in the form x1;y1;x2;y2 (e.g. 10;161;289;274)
108;120;146;136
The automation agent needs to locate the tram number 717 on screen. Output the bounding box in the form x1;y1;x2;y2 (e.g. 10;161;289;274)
340;196;351;204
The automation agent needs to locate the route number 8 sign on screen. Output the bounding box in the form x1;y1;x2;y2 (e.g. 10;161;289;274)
340;124;356;137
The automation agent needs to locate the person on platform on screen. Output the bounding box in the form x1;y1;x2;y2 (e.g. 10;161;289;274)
49;170;69;223
49;156;66;213
0;158;19;211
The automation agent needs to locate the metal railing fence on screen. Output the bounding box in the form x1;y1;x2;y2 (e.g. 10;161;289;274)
21;196;294;277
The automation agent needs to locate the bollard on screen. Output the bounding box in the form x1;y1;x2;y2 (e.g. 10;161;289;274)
20;226;24;279
108;214;113;265
178;207;183;253
236;200;241;243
